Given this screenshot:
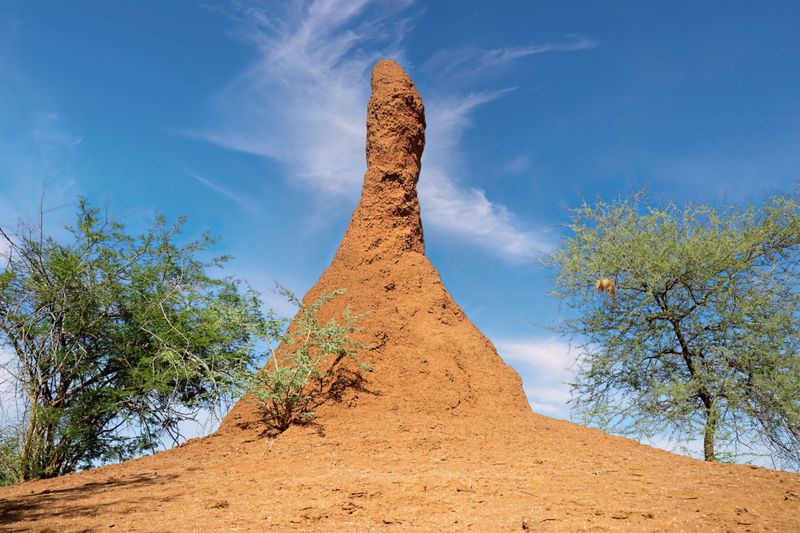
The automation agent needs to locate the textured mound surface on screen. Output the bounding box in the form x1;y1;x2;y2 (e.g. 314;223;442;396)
1;60;798;532
220;60;529;434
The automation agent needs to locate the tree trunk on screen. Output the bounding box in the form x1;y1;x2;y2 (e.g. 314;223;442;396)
21;404;62;480
703;403;717;462
22;408;44;480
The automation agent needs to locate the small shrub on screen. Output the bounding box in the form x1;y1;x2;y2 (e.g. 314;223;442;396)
247;287;371;432
0;427;23;486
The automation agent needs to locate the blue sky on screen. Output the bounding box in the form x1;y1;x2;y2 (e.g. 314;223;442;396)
1;1;799;457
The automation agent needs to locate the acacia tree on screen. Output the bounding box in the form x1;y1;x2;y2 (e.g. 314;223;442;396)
546;192;800;468
0;200;265;480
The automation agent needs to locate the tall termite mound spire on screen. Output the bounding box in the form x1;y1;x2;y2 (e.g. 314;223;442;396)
221;60;529;433
336;59;426;263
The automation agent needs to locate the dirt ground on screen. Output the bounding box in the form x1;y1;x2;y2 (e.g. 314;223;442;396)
1;408;798;531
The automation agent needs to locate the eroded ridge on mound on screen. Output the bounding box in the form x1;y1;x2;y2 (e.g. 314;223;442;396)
221;59;529;433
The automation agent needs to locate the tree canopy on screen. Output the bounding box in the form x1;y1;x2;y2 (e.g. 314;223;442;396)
546;192;800;469
0;200;264;480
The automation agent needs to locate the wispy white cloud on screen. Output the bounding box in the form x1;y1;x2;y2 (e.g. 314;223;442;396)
420;175;550;260
423;36;596;86
500;153;533;175
192;0;591;261
525;385;571;405
421;89;552;260
496;336;580;418
190;0;411;198
186;171;258;212
496;336;579;376
524;384;572;416
31;112;83;154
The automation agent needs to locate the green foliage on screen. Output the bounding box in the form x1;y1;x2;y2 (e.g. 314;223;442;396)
247;286;371;432
0;199;266;480
0;426;23;486
546;191;800;468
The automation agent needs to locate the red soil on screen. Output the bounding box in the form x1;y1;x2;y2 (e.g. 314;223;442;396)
1;60;798;532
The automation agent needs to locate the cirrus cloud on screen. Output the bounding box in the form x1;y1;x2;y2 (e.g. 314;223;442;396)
189;0;594;262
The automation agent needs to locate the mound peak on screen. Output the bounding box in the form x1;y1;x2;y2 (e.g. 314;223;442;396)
337;59;425;262
220;59;528;433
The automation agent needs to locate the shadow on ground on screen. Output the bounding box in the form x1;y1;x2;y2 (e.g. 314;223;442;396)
0;473;179;531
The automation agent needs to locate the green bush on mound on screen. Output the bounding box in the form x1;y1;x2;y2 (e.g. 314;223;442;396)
246;287;372;432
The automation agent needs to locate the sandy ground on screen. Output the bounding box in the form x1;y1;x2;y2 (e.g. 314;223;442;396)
2;410;798;531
